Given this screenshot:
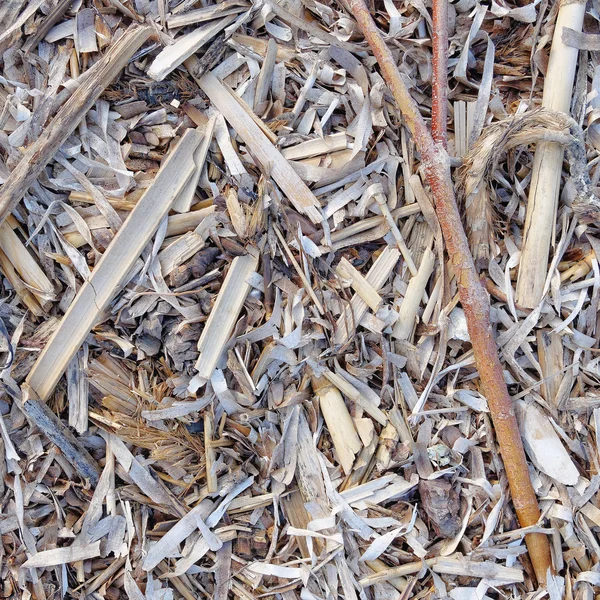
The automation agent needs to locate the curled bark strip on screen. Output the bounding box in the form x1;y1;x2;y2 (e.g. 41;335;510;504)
348;0;553;585
457;108;600;260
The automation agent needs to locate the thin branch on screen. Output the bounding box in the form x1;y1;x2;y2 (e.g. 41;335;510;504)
431;0;448;147
348;0;553;585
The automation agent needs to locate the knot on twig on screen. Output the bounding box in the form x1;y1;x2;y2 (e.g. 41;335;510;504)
456;108;599;264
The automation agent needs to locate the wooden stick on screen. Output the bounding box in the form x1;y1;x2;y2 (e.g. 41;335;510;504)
334;247;400;345
515;0;586;308
392;246;435;341
185;66;322;224
192;248;259;384
204;411;218;493
348;0;552;584
335;257;382;312
21;391;101;486
26;129;203;402
312;375;362;475
0;26;152;226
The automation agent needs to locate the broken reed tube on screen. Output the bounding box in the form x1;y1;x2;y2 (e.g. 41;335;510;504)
311;375;362;475
515;0;586;308
0;25;152;226
393;245;435;341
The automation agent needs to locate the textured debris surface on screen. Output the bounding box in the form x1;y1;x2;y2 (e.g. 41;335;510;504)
0;0;599;598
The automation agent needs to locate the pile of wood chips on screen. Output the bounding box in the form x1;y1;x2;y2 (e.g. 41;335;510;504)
0;0;600;598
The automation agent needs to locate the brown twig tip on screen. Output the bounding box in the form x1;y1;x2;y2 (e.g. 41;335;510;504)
432;0;449;147
348;0;553;585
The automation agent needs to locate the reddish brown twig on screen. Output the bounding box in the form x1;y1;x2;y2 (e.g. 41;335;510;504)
348;0;552;586
431;0;448;147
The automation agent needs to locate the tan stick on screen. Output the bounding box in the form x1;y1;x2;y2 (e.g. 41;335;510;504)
186;65;322;224
348;0;552;584
26;130;203;401
392;246;435;341
515;0;586;308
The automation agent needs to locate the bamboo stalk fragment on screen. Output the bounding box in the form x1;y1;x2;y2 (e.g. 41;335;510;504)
312;375;362;475
392;246;435;341
334;247;400;345
186;67;322;224
281;132;348;161
192;248;259;385
0;221;54;302
335;257;382;312
516;0;586;308
0;247;44;316
26;129;203;402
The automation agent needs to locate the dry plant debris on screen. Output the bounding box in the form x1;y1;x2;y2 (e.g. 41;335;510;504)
0;0;600;598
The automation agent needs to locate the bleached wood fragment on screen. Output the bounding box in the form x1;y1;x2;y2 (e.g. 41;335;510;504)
75;8;98;54
515;400;579;485
0;248;44;316
516;0;586;307
192;248;259;385
148;15;237;81
336;257;382;312
254;38;277;114
23;0;73;53
265;0;364;52
281;133;349;161
23;541;102;568
204;412;218;493
393;246;435;340
323;369;387;425
172;116;215;213
26;129;203;401
312;375;362;474
0;222;54;303
167;1;247;29
536;329;564;413
188;68;322;224
0;26;152;226
334;247;400;345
